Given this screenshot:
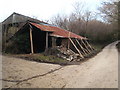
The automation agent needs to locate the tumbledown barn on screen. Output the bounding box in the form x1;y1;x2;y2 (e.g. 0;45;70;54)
2;12;94;59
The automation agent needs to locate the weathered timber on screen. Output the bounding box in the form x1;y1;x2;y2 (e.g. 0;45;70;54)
75;39;88;56
29;24;34;54
85;40;94;51
69;38;84;58
81;39;91;54
46;32;48;49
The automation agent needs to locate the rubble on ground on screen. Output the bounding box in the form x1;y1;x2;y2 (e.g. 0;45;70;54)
44;46;84;62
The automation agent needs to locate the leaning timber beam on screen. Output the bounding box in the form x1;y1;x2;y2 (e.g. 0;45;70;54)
69;38;84;58
81;39;91;54
80;40;90;54
46;32;48;49
85;40;94;51
75;39;88;56
67;32;70;49
79;39;90;54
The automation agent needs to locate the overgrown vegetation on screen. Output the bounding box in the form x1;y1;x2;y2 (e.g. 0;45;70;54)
13;54;71;65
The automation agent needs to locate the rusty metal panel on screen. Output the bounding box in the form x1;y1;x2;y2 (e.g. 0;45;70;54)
30;22;86;39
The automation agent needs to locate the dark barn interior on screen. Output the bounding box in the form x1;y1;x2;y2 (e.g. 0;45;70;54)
31;25;53;53
56;38;62;46
32;26;46;53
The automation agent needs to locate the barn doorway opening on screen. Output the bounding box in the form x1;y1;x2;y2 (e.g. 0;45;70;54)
32;26;46;53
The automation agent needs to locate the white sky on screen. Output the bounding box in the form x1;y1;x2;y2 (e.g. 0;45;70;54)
0;0;103;22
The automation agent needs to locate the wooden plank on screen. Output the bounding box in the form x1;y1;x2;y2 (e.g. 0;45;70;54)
29;25;34;54
68;32;70;49
79;39;90;54
69;38;84;58
85;40;94;51
81;39;91;54
75;39;88;55
52;37;56;48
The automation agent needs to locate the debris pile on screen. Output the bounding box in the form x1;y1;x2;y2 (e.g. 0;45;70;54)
57;46;79;61
44;39;96;62
44;46;83;62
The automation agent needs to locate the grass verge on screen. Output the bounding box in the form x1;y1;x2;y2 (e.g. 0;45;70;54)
3;43;109;65
11;54;72;65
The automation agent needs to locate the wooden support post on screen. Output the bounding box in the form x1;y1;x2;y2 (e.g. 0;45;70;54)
29;25;34;54
52;37;56;48
46;32;48;49
81;39;91;54
68;32;70;49
79;39;89;54
75;39;88;56
69;38;84;58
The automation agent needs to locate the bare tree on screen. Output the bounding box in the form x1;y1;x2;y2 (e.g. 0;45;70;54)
98;0;118;23
50;14;68;29
49;1;117;43
98;0;119;40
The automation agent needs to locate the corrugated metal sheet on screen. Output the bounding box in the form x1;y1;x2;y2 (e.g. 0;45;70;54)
30;22;86;39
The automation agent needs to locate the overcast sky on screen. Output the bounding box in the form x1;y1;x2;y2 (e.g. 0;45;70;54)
0;0;103;22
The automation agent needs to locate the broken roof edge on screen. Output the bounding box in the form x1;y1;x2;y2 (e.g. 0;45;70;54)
49;34;64;38
49;34;87;39
50;33;87;40
49;34;82;39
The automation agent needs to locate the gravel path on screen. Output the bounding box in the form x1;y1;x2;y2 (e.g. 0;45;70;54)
2;41;119;88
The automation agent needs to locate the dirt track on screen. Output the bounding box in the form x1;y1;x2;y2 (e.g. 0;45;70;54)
2;41;119;88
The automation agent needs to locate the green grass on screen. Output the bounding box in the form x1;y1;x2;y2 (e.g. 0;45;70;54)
4;42;112;65
12;53;67;64
36;54;66;63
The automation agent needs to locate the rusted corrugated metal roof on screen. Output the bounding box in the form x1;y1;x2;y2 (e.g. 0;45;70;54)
30;22;86;39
